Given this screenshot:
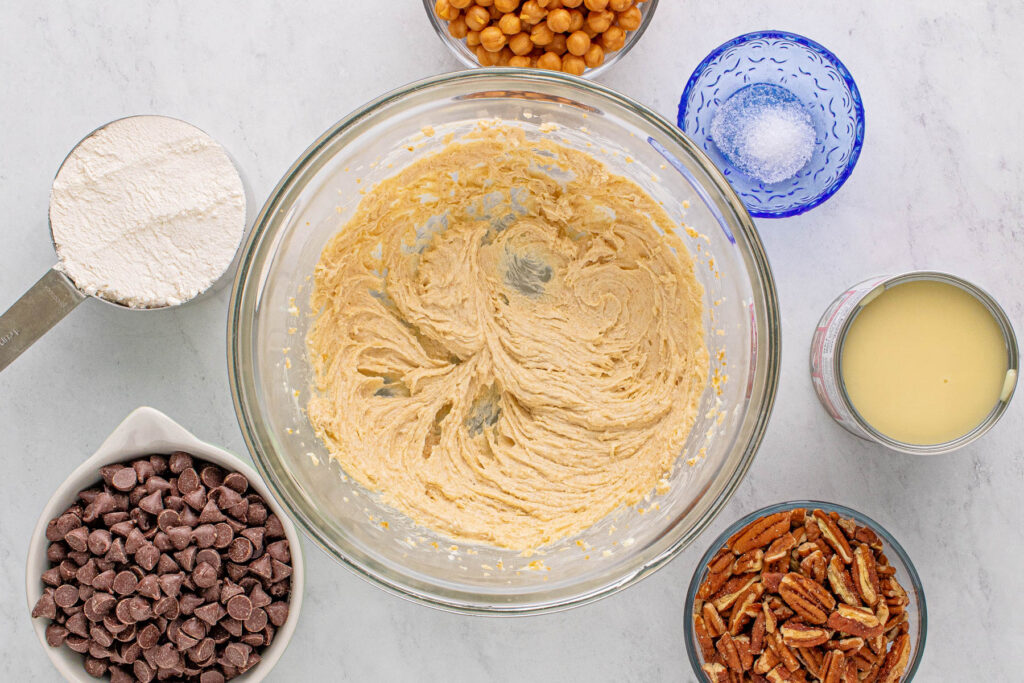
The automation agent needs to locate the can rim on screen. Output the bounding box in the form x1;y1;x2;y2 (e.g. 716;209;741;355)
832;271;1019;454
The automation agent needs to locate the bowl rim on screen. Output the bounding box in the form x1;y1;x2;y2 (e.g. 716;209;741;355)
25;406;305;683
682;500;927;681
420;0;660;81
228;68;780;616
677;29;866;219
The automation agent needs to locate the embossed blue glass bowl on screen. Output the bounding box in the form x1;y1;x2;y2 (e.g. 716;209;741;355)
678;31;865;218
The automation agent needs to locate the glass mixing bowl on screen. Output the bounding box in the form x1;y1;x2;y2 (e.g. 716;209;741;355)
228;69;780;614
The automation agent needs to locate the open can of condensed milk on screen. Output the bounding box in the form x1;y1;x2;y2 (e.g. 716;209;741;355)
810;271;1019;454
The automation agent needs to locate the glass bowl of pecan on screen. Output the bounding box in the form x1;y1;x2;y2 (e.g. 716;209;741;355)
684;501;926;682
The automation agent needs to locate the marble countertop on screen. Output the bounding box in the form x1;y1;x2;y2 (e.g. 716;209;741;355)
2;2;1022;680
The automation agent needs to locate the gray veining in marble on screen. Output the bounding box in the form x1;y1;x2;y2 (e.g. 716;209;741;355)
2;1;1022;680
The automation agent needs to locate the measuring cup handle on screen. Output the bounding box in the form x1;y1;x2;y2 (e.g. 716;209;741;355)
0;268;85;372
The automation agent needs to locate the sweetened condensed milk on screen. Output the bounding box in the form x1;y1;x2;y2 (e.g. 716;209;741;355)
840;279;1008;445
811;272;1019;453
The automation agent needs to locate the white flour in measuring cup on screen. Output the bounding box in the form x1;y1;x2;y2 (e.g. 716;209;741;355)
49;115;246;308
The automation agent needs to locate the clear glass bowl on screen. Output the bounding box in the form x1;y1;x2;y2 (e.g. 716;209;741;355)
684;501;926;681
422;0;659;80
677;31;865;218
228;69;780;614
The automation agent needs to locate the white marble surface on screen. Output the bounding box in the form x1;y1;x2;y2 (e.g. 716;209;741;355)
1;2;1022;680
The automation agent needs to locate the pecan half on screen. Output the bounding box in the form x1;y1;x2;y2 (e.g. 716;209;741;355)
762;572;784;594
701;661;730;683
852;544;880;606
728;511;792;555
711;574;760;612
779;573;836;625
735;549;765;574
763;601;778;634
820;650;846;683
813;510;853;564
780;620;831;648
729;583;764;635
750;610;766;654
799;549;826;584
826;604;884;639
716;631;744;673
734;634;754;671
704;602;727;637
795;646;825;678
826;555;860;606
764;533;797;564
876;633;910;683
766;631;801;673
753;647;780;675
694;614;716;660
825;636;865;654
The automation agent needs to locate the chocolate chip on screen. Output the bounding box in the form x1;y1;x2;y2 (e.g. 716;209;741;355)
47;542;68;564
240;526;264;554
265;601;289;627
156;509;181;532
86;528;112;556
78;584;95;602
243;607;268;633
225;562;248;582
137;574;161;600
194;601;225;626
219;581;244;605
266;513;286;539
226;537;253;564
191;636;216;664
136;543;160;572
271;558;292;583
158;572;185;597
165;495;185;512
183;487;208;512
105;538;128;565
136;621;160;650
124;527;146;554
63;634;89;655
42;566;62;587
213;523;234;549
224;641;251;668
66;610;90;636
67;550;91;566
246;502;268;526
59;560;78;581
54;584;79;609
213;485;242;510
64;526;89;552
176;630;199;651
85;592;115;620
154;596;180;620
129;596;153;622
267;539;291;563
156;553;179;575
192;562;218;589
84;492;116;522
138;490;164;515
248;554;273;581
32;591;58;619
154;642;180;669
90;622;114;648
197;500;225;525
199;669;225;683
174;546;197;572
111;467;138;492
180;593;205;616
225;594;253;621
178;468;200;494
269;580;289;598
45;622;69;647
201;583;222;604
153;530;173;552
166;451;192;474
114;621;137;643
133;659;155;683
167;525;193;550
83;655;108;678
113;570;138;595
88;640;114;660
249;584;272;609
102;511;130;527
187;524;214;549
224;516;247;534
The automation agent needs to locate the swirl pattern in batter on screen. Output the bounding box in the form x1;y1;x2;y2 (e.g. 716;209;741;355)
307;126;708;550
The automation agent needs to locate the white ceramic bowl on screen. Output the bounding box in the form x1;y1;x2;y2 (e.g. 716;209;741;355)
25;406;305;682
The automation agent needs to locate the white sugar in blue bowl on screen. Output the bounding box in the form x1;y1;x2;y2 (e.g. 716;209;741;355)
678;31;865;218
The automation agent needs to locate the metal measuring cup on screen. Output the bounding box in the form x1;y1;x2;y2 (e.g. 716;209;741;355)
0;115;248;372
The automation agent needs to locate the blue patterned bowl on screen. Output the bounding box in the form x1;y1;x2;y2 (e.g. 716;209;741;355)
678;31;865;218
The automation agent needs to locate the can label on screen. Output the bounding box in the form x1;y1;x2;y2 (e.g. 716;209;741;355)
809;276;891;440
